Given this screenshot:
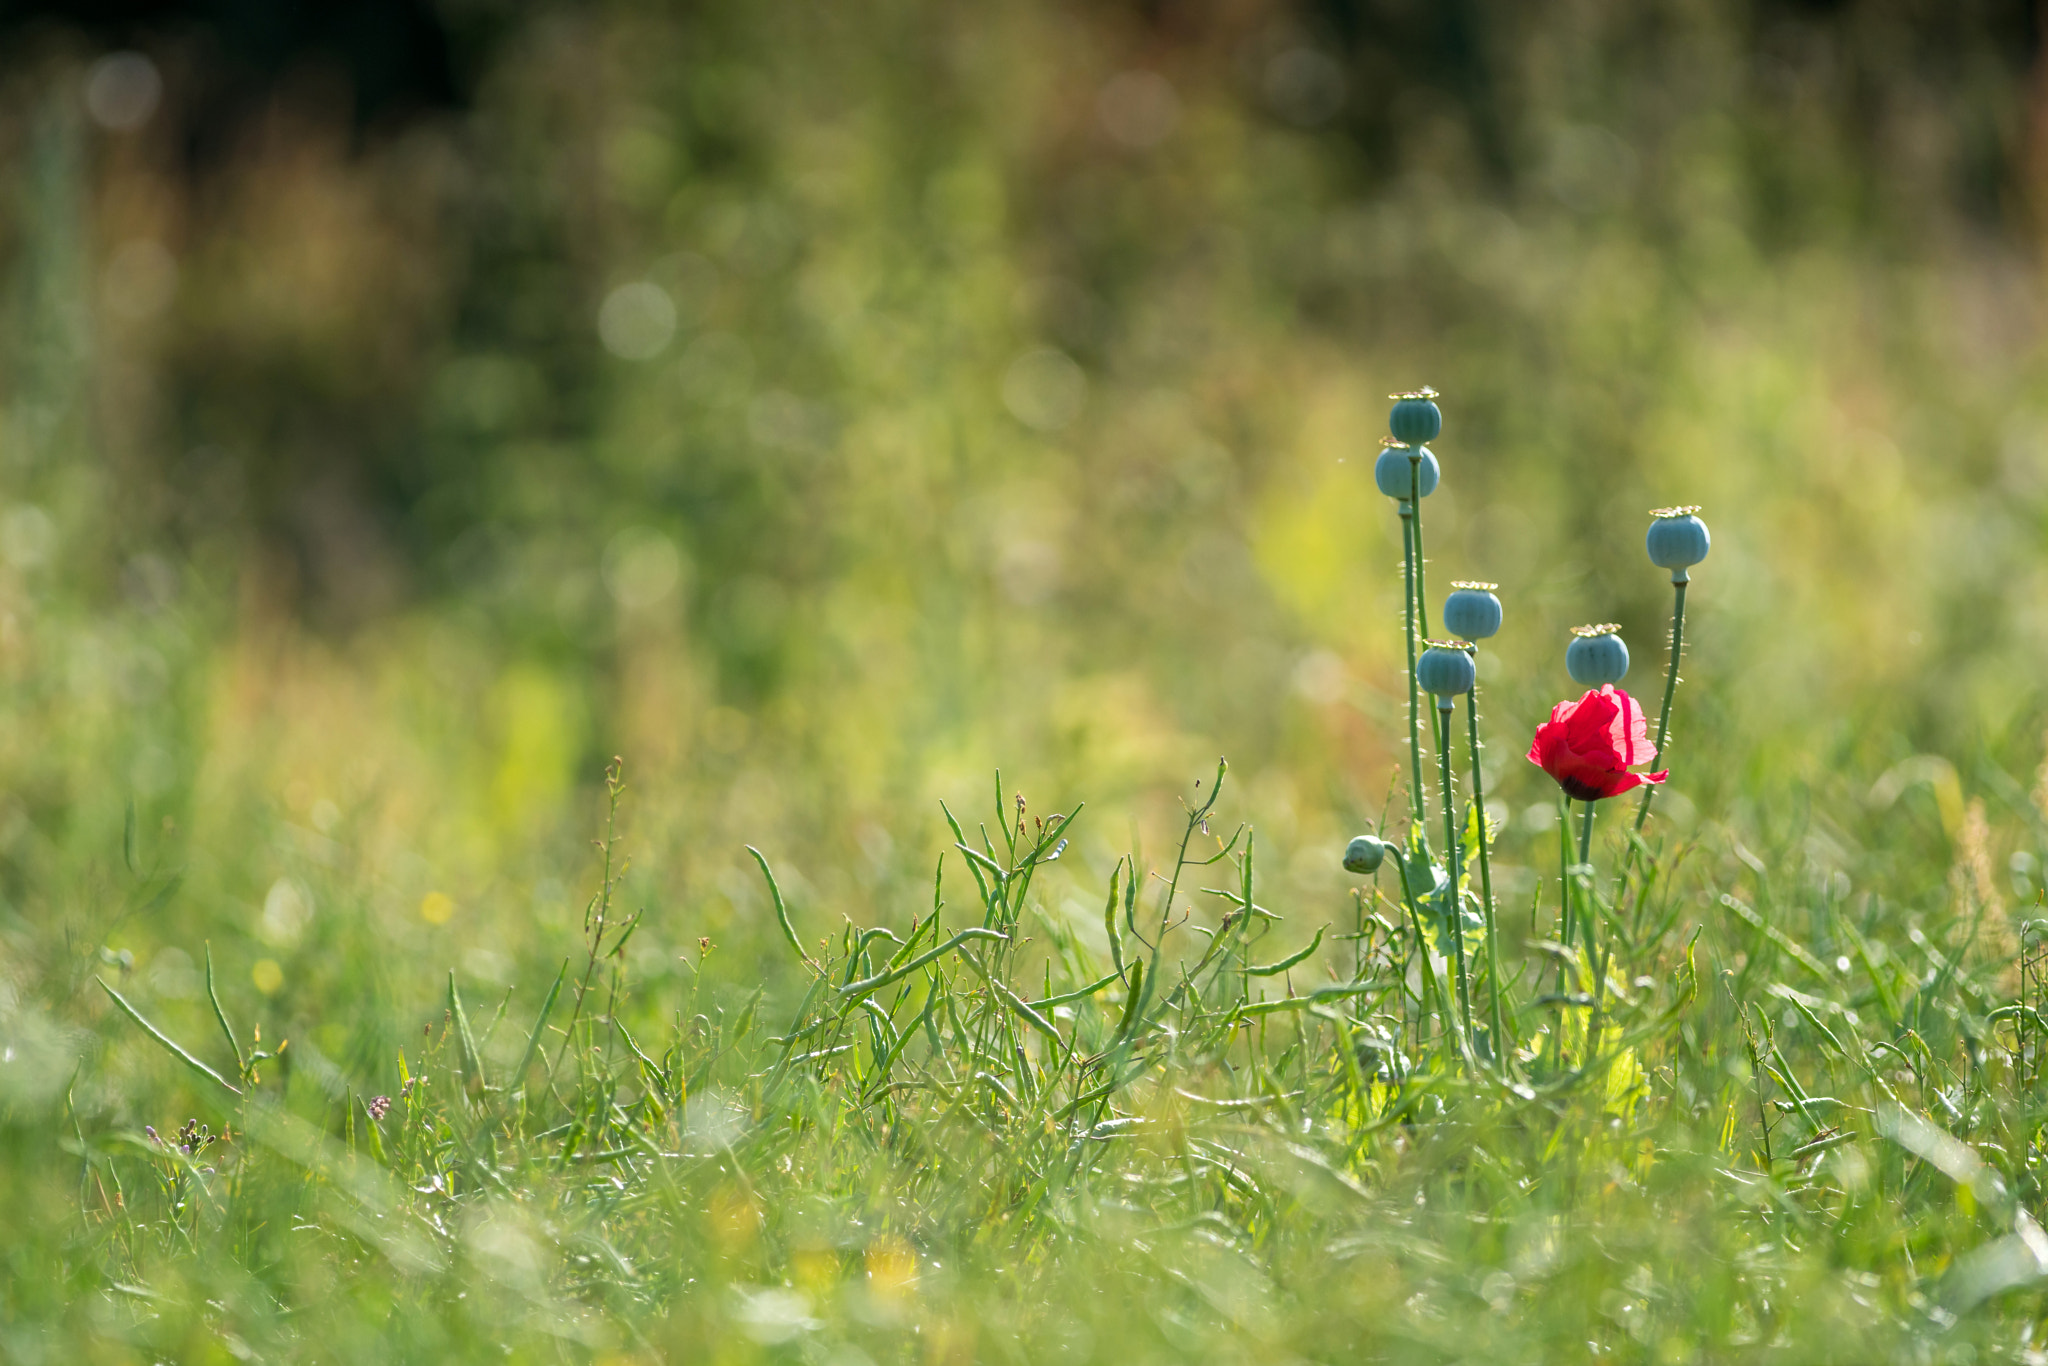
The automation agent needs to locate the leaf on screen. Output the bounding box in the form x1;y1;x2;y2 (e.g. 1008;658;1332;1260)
97;978;241;1098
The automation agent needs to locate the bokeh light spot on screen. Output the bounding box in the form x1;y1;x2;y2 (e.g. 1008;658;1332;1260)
1001;347;1086;432
602;527;684;609
597;282;677;360
84;52;161;131
1097;71;1181;150
1263;47;1345;127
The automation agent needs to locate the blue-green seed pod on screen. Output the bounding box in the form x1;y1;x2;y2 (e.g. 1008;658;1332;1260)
1646;506;1711;582
1443;581;1501;641
1566;624;1629;685
1373;442;1439;501
1416;641;1476;697
1388;388;1442;445
1343;835;1387;875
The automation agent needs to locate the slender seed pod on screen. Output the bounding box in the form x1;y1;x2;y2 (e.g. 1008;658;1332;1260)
1343;835;1388;875
1646;506;1711;583
1388;387;1442;445
1416;641;1477;697
1566;624;1629;685
1443;582;1501;641
1374;441;1439;500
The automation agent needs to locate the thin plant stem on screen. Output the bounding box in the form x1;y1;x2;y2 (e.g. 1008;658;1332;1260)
1577;799;1601;1065
1399;501;1426;827
1408;455;1432;642
1388;851;1448;1060
1546;788;1571;1078
1577;799;1596;950
1634;577;1688;832
1465;687;1504;1061
1436;698;1470;1039
1408;454;1449;797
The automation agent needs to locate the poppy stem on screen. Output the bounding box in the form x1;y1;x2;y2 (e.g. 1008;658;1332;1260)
1399;501;1426;828
1463;688;1505;1065
1409;453;1451;821
1437;698;1471;1044
1387;850;1448;1060
1577;800;1601;1064
1551;790;1571;1076
1634;578;1688;832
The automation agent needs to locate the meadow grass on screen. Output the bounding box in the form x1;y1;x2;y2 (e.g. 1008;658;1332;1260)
7;4;2048;1361
7;724;2048;1364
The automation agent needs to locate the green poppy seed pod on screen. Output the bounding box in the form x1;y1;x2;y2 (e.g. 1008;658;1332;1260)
1388;388;1442;445
1416;641;1476;697
1373;443;1439;501
1442;582;1501;641
1646;506;1711;583
1566;624;1629;685
1343;835;1387;875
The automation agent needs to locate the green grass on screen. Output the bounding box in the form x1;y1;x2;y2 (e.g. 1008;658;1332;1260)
8;2;2048;1360
10;731;2048;1363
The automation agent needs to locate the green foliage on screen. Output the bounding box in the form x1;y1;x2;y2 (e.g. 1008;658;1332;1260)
5;1;2048;1360
7;762;2048;1362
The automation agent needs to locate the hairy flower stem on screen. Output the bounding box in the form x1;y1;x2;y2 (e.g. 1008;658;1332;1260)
1548;790;1571;1076
1634;578;1688;832
1465;689;1505;1060
1408;456;1448;807
1388;850;1449;1058
1577;799;1601;1065
1399;503;1426;828
1437;698;1471;1041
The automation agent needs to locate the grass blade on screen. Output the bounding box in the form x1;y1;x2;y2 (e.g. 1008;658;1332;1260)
204;943;245;1075
512;959;568;1091
747;845;814;972
97;977;241;1098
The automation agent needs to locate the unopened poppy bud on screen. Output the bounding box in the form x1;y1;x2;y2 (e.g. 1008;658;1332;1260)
1343;835;1387;875
1646;506;1711;582
1373;441;1439;502
1443;582;1501;641
1566;624;1629;685
1388;387;1442;444
1416;641;1476;698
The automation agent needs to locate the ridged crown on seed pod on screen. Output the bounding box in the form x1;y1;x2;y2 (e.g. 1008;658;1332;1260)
1443;581;1502;641
1416;639;1477;696
1388;387;1442;445
1646;506;1711;572
1373;436;1439;500
1566;624;1629;685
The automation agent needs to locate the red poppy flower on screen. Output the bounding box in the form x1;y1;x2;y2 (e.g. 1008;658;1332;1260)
1527;685;1669;801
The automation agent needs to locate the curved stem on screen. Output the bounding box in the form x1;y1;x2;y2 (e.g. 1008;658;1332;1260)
1437;699;1470;1040
1466;688;1504;1061
1634;577;1688;832
1399;504;1425;827
1387;851;1447;1060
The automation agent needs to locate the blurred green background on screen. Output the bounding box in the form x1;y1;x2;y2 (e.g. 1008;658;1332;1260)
3;0;2048;1072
